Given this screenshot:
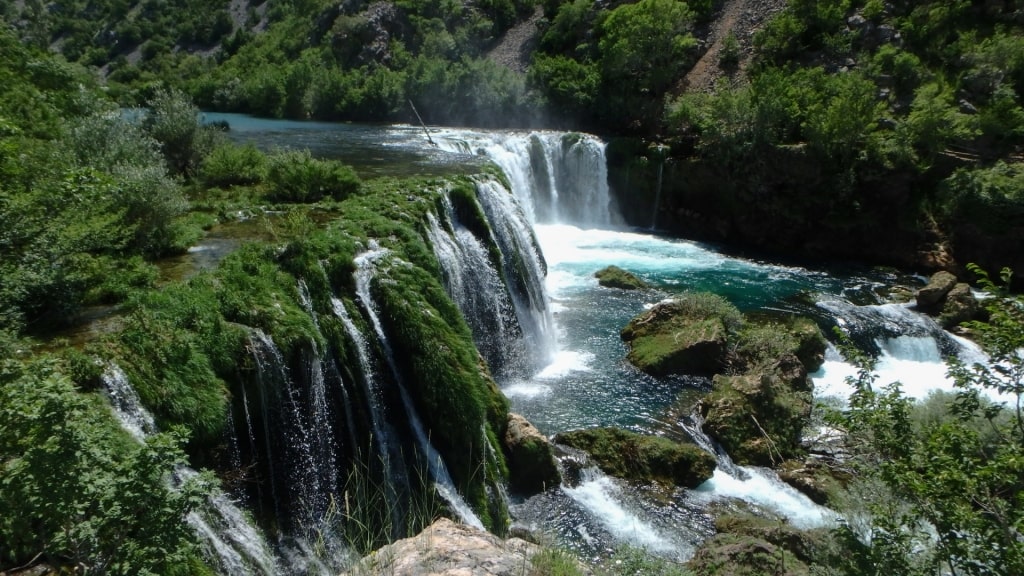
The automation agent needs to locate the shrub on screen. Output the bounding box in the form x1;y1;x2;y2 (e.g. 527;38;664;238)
265;149;362;202
200;142;268;188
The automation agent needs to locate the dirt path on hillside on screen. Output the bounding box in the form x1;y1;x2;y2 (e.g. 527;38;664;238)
681;0;787;93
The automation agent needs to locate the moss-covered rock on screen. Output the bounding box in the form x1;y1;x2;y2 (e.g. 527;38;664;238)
699;354;813;466
777;459;848;507
621;295;740;377
553;427;715;488
594;265;649;290
688;532;811;576
503;413;561;495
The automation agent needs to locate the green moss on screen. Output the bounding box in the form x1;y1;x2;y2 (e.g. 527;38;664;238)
594;265;649;290
554;427;715;488
622;306;729;376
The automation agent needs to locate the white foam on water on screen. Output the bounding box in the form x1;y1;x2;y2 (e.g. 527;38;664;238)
563;470;680;554
693;468;837;530
502;382;552;399
535;350;594;380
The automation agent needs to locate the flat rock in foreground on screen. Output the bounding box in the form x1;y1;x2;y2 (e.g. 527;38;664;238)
343;518;538;576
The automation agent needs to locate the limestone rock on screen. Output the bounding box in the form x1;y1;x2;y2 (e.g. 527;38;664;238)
939;282;980;328
777;459;847;506
594;265;649;290
343;518;541;576
503;413;561;495
699;354;813;466
621;299;730;376
553;426;715;488
916;270;958;308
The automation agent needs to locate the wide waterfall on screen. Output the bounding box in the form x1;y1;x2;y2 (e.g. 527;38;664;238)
90;114;995;572
434;130;618;227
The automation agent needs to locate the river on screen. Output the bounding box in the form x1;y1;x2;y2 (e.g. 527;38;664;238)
203;112;983;565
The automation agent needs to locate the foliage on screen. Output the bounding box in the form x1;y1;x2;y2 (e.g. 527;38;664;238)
830;268;1024;575
0;358;208;575
200;142;269;188
143;88;225;178
529;547;584;576
265;149;362;202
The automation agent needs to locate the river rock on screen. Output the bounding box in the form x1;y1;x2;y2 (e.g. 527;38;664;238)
343;517;543;576
777;458;847;506
699;354;813;466
553;426;715;488
916;270;958;308
939;282;980;328
594;265;649;290
620;299;729;376
503;413;561;495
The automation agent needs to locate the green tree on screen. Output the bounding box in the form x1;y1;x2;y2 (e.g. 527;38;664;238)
0;359;206;575
833;267;1024;575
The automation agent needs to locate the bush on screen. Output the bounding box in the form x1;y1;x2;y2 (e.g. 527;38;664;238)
265;149;362;202
200;142;268;188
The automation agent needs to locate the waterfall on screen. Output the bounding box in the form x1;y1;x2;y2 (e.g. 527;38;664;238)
675;408;836;530
426;204;530;381
353;247;485;530
435;130;616;227
247;329;337;533
330;295;409;533
474;179;558;370
100;366;281;576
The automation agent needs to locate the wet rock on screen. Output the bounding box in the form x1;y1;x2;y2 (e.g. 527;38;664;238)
916;270;958;308
777;458;847;506
594;265;649;290
939;282;980;328
554;426;716;488
503;413;561;495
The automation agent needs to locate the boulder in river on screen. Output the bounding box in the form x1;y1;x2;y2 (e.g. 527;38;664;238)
594;265;649;290
554;426;715;488
503;413;561;495
916;270;958;308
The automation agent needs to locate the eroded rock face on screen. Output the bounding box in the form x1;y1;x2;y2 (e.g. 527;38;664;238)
553;426;716;488
503;413;561;495
343;517;539;576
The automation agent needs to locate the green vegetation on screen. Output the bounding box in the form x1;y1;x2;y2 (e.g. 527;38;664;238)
0;356;212;575
594;265;649;290
825;267;1024;575
554;427;715;488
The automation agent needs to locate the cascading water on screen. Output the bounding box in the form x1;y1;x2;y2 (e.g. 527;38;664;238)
353;247;485;530
248;329;335;533
330;295;409;533
426;200;531;380
473;179;558;371
434;130;617;227
100;366;281;576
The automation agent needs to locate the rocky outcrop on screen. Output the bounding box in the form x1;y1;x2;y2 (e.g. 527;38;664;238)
777;458;848;506
343;518;540;576
620;297;733;377
503;413;561;495
553;427;716;488
594;265;649;290
916;270;959;308
688;514;831;576
939;282;980;328
914;271;980;328
699;354;814;466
